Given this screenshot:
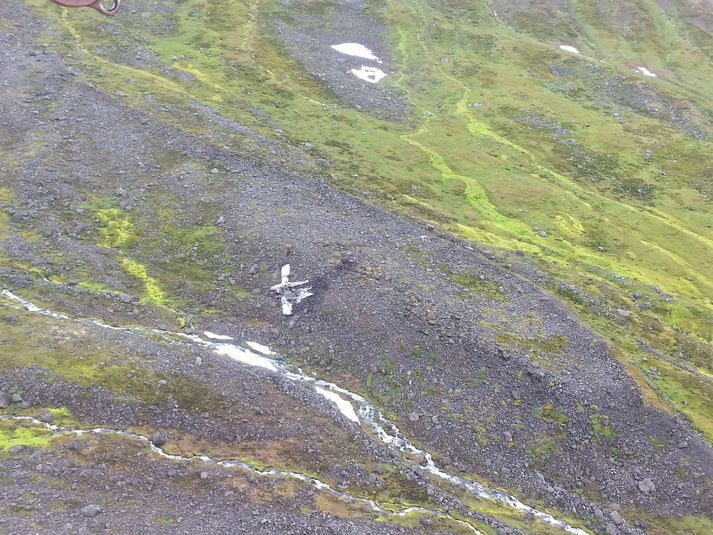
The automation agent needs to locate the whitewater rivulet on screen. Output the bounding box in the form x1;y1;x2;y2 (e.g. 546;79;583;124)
1;289;590;535
0;415;481;532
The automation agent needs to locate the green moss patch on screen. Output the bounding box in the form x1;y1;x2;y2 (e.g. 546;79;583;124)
96;207;136;249
590;413;616;441
538;402;570;427
0;419;57;453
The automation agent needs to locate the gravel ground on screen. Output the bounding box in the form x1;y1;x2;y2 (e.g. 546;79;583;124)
1;2;712;535
0;431;423;535
272;0;411;119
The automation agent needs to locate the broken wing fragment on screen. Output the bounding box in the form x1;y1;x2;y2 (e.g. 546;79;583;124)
282;299;293;316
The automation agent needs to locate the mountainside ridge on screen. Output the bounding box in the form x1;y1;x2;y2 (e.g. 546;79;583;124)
1;1;712;534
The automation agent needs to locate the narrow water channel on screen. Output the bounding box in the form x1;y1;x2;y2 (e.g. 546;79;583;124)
1;289;590;535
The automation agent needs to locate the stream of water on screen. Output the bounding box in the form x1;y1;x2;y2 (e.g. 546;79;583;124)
0;415;480;533
1;289;591;535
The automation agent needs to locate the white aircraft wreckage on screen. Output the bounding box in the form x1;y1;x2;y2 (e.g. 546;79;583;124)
270;264;313;316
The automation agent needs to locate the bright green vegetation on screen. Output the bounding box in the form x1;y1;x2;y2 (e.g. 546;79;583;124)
590;413;616;441
130;201;241;301
80;190;242;314
95;207;136;249
10;0;713;531
82;196;175;308
654;361;713;441
26;0;711;445
121;258;169;307
548;275;713;442
0;419;57;452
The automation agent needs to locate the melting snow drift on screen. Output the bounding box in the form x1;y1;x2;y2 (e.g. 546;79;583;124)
203;331;234;341
315;386;360;423
213;344;278;372
331;42;382;63
559;45;581;54
351;66;387;84
246;341;274;355
636;66;657;77
330;42;388;83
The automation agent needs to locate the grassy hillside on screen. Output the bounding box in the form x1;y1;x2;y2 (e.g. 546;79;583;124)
25;0;712;442
2;1;712;533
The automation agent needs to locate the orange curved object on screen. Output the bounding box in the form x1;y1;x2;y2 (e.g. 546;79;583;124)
51;0;120;16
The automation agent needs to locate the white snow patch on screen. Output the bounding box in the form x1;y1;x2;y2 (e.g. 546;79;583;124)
636;66;657;77
315;386;359;423
246;341;274;355
213;344;277;372
351;66;387;84
203;331;234;341
331;43;381;63
559;45;581;54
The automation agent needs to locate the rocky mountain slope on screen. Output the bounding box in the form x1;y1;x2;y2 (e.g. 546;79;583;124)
1;1;712;534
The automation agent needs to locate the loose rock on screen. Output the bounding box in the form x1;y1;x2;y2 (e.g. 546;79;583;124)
637;478;656;495
151;431;166;447
610;511;625;526
80;505;102;518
